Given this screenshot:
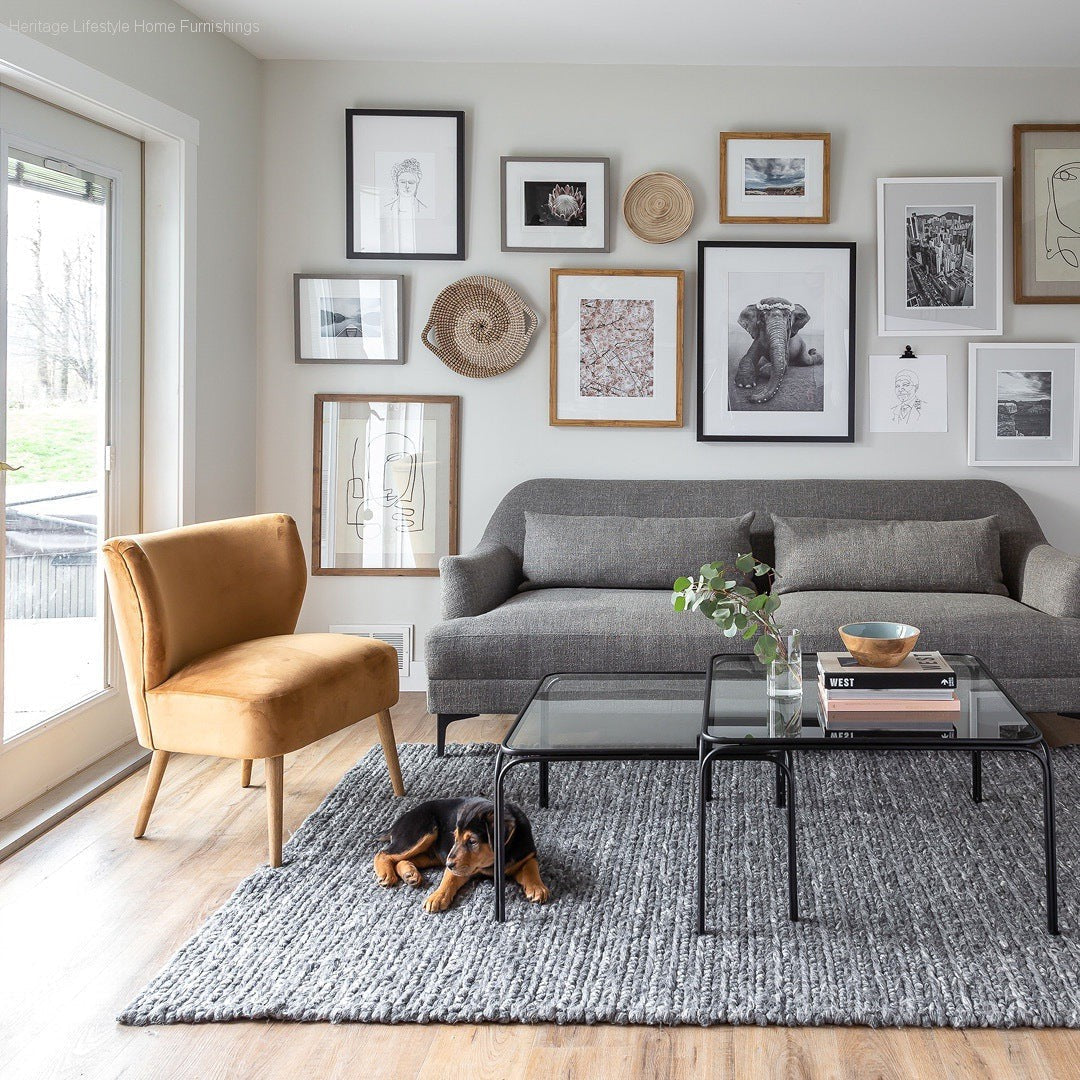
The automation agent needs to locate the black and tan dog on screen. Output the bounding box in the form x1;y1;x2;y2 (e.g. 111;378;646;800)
374;797;550;913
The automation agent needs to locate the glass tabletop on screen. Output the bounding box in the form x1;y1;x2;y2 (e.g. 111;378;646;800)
706;653;1040;746
504;672;705;754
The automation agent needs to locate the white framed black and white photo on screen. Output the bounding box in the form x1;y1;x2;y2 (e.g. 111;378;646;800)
501;157;610;252
293;274;404;364
877;177;1002;337
868;353;949;433
345;109;464;260
697;241;855;442
968;342;1079;466
719;132;830;225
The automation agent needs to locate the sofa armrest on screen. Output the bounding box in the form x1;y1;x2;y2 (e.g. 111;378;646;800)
1019;543;1080;618
439;542;523;619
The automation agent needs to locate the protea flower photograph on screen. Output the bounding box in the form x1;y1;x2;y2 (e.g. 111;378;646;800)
523;180;588;227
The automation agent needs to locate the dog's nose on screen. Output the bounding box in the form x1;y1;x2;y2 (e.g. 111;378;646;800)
446;859;457;871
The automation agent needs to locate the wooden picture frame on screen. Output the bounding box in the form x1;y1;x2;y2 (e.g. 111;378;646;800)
1013;123;1080;304
345;108;465;261
549;268;684;427
500;156;611;253
312;394;460;575
293;273;405;364
719;132;831;225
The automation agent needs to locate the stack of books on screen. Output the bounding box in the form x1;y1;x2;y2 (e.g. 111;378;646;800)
816;651;959;738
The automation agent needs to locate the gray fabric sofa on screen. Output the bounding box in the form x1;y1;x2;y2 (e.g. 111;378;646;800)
426;479;1080;743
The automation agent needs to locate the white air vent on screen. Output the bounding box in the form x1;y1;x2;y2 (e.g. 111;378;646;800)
331;624;412;677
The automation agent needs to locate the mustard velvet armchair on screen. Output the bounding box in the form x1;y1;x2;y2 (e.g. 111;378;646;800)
102;513;404;866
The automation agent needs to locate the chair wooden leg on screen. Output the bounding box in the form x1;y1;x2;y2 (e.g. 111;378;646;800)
241;759;253;788
375;708;406;796
134;750;170;839
266;755;284;868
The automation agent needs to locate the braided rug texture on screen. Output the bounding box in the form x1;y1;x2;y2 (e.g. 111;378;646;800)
120;744;1080;1027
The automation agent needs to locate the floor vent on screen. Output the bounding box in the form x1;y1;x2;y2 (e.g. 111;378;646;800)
330;624;412;676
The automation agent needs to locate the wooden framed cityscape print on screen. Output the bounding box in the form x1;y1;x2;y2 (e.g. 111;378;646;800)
550;268;683;427
293;274;404;363
1013;124;1080;303
968;343;1079;467
345;109;465;260
719;132;830;224
501;156;610;252
877;176;1002;336
312;394;460;575
697;241;856;442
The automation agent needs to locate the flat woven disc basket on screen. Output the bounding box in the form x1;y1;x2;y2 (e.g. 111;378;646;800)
421;275;539;378
622;171;695;243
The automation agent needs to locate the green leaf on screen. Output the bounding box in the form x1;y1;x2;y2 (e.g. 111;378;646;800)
673;576;691;592
732;613;748;629
699;599;717;619
746;593;767;612
734;553;756;574
754;563;771;576
700;565;717;580
732;586;756;599
742;624;758;641
754;635;779;663
722;622;740;637
763;595;781;615
673;595;686;612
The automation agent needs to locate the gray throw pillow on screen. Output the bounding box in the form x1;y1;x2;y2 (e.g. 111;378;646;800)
771;515;1007;595
522;512;755;590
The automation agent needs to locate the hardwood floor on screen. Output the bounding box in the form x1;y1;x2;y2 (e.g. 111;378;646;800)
0;694;1077;1080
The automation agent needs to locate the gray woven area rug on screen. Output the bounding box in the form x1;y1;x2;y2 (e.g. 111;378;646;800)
120;744;1080;1028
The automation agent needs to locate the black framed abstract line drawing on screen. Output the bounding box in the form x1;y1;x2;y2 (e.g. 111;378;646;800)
501;156;610;252
697;240;856;443
345;109;465;260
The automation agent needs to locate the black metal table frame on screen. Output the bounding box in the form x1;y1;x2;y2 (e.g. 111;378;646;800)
492;670;791;923
697;652;1060;936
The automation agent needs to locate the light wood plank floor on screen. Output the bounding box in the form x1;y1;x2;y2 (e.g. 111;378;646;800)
0;694;1077;1080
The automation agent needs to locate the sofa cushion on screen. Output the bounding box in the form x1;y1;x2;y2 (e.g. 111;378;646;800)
424;587;1080;685
772;516;1007;596
522;512;753;590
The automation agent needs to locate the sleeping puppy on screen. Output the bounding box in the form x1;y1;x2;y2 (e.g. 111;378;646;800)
374;796;550;913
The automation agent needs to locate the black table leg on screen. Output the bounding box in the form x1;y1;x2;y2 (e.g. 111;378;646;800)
538;760;549;809
493;750;509;923
1033;742;1059;935
972;751;983;803
696;745;713;935
775;757;786;808
780;752;798;922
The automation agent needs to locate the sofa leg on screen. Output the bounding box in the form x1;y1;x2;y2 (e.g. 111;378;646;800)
241;759;253;788
375;708;406;796
436;714;475;757
1060;712;1080;720
266;755;284;868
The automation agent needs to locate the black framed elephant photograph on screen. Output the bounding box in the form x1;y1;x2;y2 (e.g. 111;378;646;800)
697;240;856;442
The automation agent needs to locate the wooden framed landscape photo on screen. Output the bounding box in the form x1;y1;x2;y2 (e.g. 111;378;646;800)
1013;124;1080;303
877;176;1002;337
967;343;1079;467
312;394;460;575
549;268;683;427
293;274;404;364
697;240;856;443
501;156;610;252
719;132;830;224
345;109;464;260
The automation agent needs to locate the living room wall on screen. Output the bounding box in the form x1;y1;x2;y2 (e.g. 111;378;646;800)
7;0;260;523
257;61;1080;672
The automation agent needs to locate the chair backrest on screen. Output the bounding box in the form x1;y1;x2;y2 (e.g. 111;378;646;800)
102;514;307;745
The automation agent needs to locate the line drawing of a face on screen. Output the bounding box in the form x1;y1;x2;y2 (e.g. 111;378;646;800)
385;157;427;214
345;430;426;538
1045;161;1080;270
894;368;919;403
890;368;923;424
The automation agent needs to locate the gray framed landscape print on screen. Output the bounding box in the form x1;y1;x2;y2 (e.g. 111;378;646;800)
312;394;460;574
294;274;404;363
968;343;1079;466
345;109;464;260
877;177;1002;337
697;241;855;442
501;157;610;252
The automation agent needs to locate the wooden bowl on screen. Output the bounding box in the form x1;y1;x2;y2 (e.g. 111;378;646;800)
838;622;921;668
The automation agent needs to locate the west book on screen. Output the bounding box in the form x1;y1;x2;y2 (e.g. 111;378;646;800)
817;650;957;691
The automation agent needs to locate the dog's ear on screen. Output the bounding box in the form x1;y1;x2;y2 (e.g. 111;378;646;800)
483;807;516;847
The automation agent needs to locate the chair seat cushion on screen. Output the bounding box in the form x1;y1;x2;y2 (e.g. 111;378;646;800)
146;634;398;759
425;588;1080;685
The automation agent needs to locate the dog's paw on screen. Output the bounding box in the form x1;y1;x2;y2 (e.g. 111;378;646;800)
423;890;452;913
373;854;399;887
524;881;550;904
397;861;424;887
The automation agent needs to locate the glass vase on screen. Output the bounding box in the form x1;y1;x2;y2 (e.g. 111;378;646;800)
766;629;803;700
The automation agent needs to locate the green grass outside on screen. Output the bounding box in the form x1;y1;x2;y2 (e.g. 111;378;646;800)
6;405;98;484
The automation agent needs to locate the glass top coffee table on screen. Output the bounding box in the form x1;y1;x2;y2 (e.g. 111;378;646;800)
699;653;1058;935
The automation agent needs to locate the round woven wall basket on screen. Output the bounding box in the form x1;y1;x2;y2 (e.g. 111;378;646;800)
622;171;695;244
421;275;539;378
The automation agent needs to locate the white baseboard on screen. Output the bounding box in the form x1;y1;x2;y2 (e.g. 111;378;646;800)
0;740;150;863
401;660;428;694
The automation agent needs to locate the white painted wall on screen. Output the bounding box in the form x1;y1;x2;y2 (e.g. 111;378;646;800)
7;0;261;522
259;61;1080;660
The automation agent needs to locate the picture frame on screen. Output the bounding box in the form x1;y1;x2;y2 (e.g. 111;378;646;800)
549;268;683;427
697;240;856;443
1013;124;1080;304
868;353;949;434
501;156;610;252
967;343;1079;467
312;394;460;575
877;176;1003;337
293;274;404;364
719;132;830;225
345;109;465;260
